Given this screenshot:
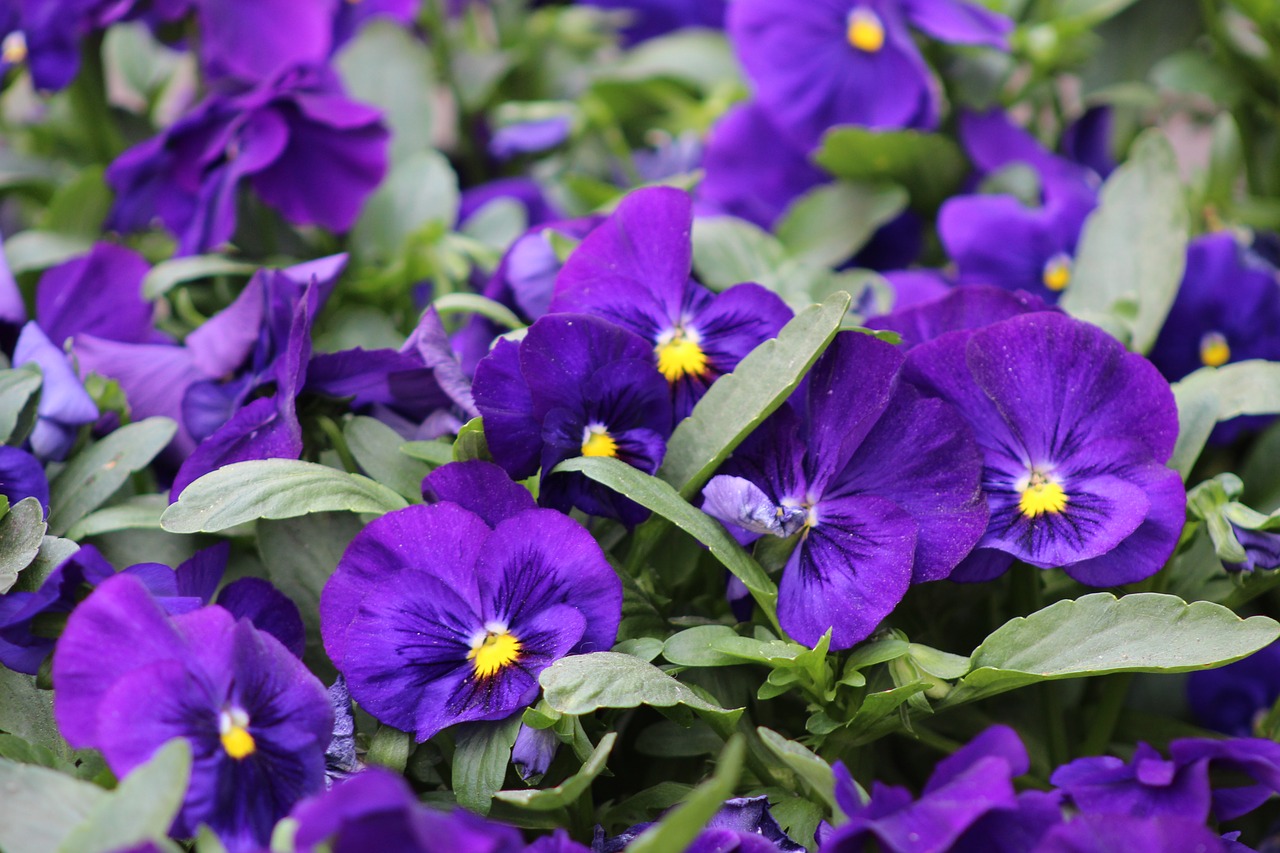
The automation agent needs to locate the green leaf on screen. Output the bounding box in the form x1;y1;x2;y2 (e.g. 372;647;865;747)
553;457;778;627
455;416;492;463
625;736;745;853
614;637;665;662
0;498;46;594
495;732;616;811
813;127;968;211
0;759;106;853
539;651;743;732
60;739;191;853
352;150;459;262
0;365;42;446
47;417;177;537
1061;130;1189;353
141;255;256;300
756;726;841;814
453;716;521;816
3;231;93;275
658;292;851;499
942;593;1280;707
711;636;808;667
432;293;526;330
0;733;63;770
690;217;790;292
776;183;908;268
662;625;743;668
161;459;407;534
344;416;432;501
335;21;436;165
600;31;739;91
258;513;365;678
367;725;414;774
63;494;167;540
399;439;456;467
0;668;67;758
1170;360;1280;478
40;167;111;239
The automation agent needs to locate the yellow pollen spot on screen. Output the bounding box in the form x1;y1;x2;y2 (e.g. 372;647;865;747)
218;708;255;760
1200;331;1231;368
468;631;522;678
656;334;708;382
2;32;27;66
581;425;618;458
1019;471;1068;518
846;8;885;53
1042;255;1073;292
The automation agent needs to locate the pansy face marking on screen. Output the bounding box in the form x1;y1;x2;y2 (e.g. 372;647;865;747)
219;706;256;760
580;423;619;458
1042;253;1073;292
654;325;709;382
1199;331;1231;368
1017;468;1069;518
468;623;523;678
846;7;886;52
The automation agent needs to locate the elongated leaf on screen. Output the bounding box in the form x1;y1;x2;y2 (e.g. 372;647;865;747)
776;183;908;268
162;459;407;534
141;255;255;300
453;716;521;816
432;293;525;330
0;668;66;758
47;417;176;537
336;21;436;165
0;498;45;594
658;293;850;499
399;439;455;466
344;416;432;501
63;494;167;540
495;732;616;811
813;128;968;210
0;759;106;853
1061;129;1188;353
625;736;745;853
553;457;777;624
539;651;742;732
757;727;840;814
690;217;790;292
367;725;413;774
0;367;42;445
4;231;92;275
1170;360;1280;477
941;593;1280;707
351;150;458;261
60;739;191;853
662;625;742;668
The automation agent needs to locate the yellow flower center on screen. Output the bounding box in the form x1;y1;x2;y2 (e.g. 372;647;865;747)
219;708;256;760
1042;254;1073;292
1200;331;1231;368
1018;470;1069;518
846;8;885;52
2;32;27;66
581;425;618;458
655;329;709;382
468;630;522;678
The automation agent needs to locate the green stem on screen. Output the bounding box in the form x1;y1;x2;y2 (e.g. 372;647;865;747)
317;417;359;474
898;725;962;756
67;35;124;165
1080;673;1133;757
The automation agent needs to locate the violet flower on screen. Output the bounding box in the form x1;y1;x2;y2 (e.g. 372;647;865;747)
53;574;332;851
550;187;793;420
1188;641;1280;737
866;282;1052;350
472;313;673;526
320;462;622;741
1034;813;1231;853
35;243;156;348
579;0;727;45
728;0;1012;150
0;446;48;512
332;0;419;50
702;331;987;649
903;311;1185;585
819;725;1030;853
938;111;1101;302
195;0;338;85
12;322;98;461
595;796;805;852
106;66;388;257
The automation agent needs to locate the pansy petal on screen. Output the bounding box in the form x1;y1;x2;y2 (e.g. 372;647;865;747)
0;446;49;511
36;244;154;347
473;339;543;480
867;283;1052;350
217;578;306;658
702;475;807;538
422;460;537;527
170;395;303;499
779;494;916;649
900;0;1012;48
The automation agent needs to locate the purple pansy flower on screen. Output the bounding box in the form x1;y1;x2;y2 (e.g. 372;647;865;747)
489;116;573;161
702;331;987;649
866;282;1053;349
698;101;827;230
12;322;98;461
0;227;22;350
106;66;388;257
579;0;726;44
903;311;1185;585
938;111;1101;302
195;0;337;85
1188;641;1280;737
320;462;622;742
473;313;673;526
332;0;419;49
550;187;793;420
729;0;1012;150
594;796;805;852
53;574;332;851
819;725;1030;853
0;446;48;512
35;243;156;348
458;177;563;234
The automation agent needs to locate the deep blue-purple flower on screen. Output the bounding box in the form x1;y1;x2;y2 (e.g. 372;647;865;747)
321;463;622;741
473;313;673;526
53;573;332;851
580;0;726;44
12;321;97;461
550;187;793;420
904;311;1184;585
0;446;48;513
595;796;804;852
729;0;1012;150
702;331;987;648
106;66;388;256
1189;641;1280;737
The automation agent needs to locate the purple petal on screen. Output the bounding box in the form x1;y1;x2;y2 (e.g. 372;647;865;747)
169;395;302;499
13;322;98;460
867;283;1052;350
900;0;1012;50
489;117;572;161
472;338;543;480
217;577;306;658
0;446;50;511
36;244;154;347
1035;813;1226;853
702;475;807;538
421;460;537;527
198;0;337;84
